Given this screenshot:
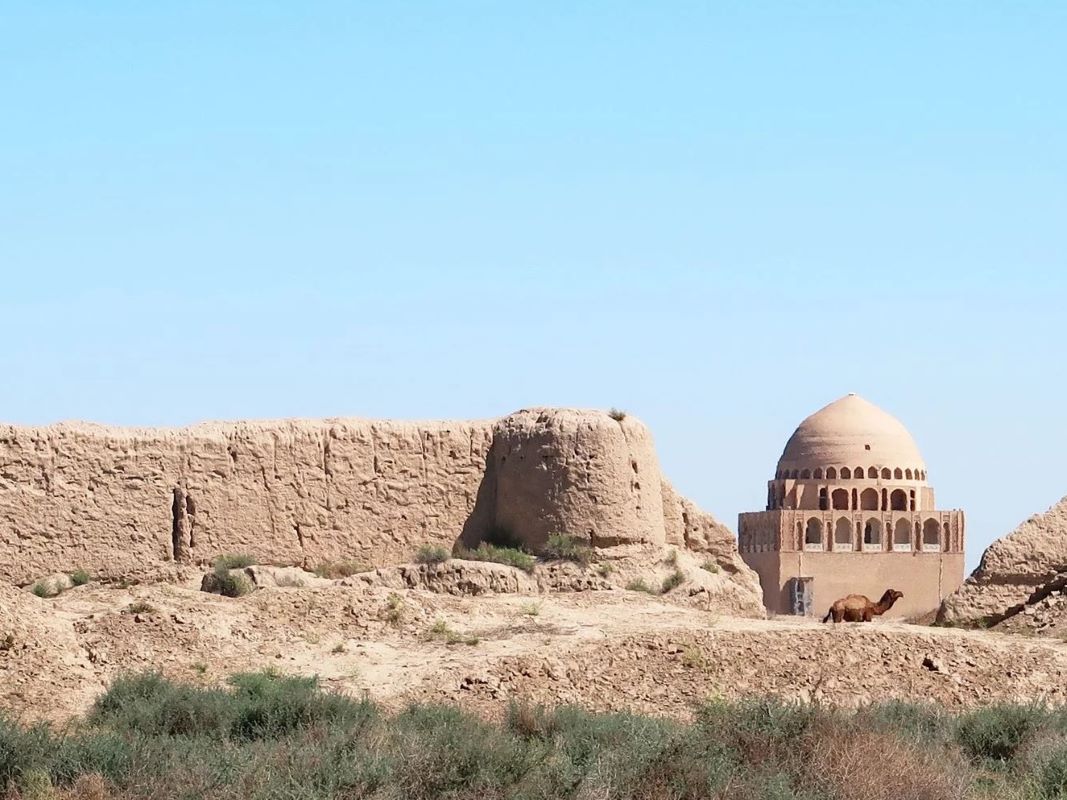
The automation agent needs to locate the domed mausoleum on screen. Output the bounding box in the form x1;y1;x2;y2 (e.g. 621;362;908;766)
738;394;965;619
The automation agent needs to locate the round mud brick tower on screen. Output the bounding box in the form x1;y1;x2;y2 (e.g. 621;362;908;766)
488;408;666;550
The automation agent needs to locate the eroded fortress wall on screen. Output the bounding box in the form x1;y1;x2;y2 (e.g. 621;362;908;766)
0;409;756;587
0;419;495;583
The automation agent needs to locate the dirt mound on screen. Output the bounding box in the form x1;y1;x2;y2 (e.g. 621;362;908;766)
0;583;103;721
4;574;1067;724
941;494;1067;625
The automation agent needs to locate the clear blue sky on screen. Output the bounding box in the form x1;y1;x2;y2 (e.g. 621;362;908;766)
2;2;1065;570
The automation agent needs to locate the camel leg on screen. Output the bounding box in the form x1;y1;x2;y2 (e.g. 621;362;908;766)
862;609;873;622
832;608;844;623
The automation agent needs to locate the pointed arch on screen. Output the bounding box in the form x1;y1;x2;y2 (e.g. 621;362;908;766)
834;517;853;550
863;518;882;549
804;518;823;550
890;489;908;511
832;489;849;510
923;519;941;550
893;519;912;551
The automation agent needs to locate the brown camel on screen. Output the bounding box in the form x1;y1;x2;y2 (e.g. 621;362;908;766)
821;589;903;623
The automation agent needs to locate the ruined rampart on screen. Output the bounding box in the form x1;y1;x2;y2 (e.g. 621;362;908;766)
0;408;756;590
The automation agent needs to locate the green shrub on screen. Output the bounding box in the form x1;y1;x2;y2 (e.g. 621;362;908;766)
701;559;721;574
1029;738;1067;799
69;569;91;586
608;408;627;421
213;553;255;570
541;534;593;566
458;543;536;573
10;673;1067;800
125;600;157;614
661;569;685;593
414;545;450;565
30;582;52;598
427;619;479;646
212;565;253;598
956;704;1045;764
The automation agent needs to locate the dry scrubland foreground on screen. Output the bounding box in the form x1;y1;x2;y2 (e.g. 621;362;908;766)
5;671;1067;800
4;558;1067;727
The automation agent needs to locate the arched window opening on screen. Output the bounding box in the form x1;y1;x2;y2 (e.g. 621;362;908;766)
826;467;837;480
909;489;916;512
813;467;823;479
881;467;891;480
796;521;803;546
860;488;879;511
890;489;907;511
863;518;882;549
852;488;858;509
868;467;878;479
834;517;853;550
882;488;888;510
893;518;912;551
818;487;829;511
832;489;849;510
805;518;823;550
855;466;864;479
801;469;811;479
840;467;851;480
894;468;903;480
905;469;913;480
923;519;941;550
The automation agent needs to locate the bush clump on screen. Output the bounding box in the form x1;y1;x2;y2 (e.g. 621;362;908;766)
212;553;255;571
211;565;253;598
7;672;1067;800
540;534;593;566
457;543;536;573
414;545;451;565
69;569;92;586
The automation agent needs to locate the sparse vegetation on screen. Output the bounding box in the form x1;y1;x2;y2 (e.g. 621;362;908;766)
331;642;345;654
190;663;207;675
661;568;685;594
213;553;255;571
520;601;542;617
681;645;706;669
701;559;721;574
608;407;627;421
427;619;479;646
312;560;367;579
597;563;614;577
124;601;157;615
664;548;678;566
30;582;52;598
626;578;656;594
383;592;404;625
212;565;253;598
69;569;91;586
414;544;450;565
4;675;1067;800
540;534;593;566
457;543;536;573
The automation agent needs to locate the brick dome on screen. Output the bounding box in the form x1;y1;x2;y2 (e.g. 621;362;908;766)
776;394;926;480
